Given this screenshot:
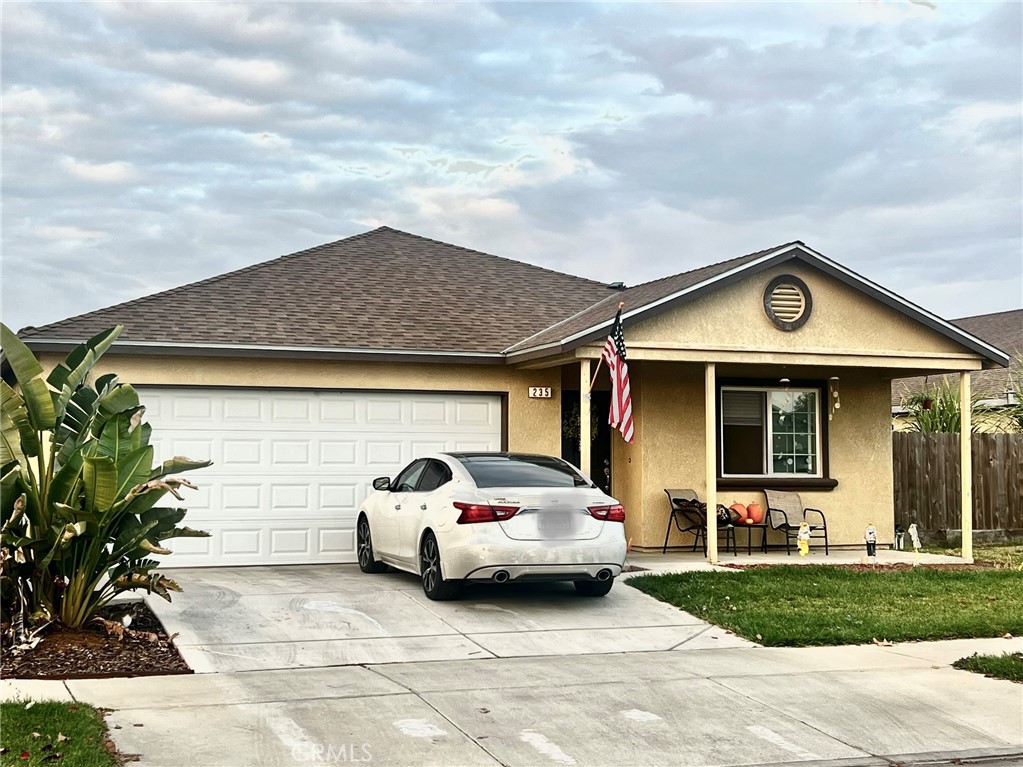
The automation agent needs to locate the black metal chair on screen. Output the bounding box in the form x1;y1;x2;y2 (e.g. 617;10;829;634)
764;489;829;555
662;489;736;556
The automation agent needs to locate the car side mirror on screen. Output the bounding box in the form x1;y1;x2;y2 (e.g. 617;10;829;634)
372;477;391;492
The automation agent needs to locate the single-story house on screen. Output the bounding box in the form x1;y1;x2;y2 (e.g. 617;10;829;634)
892;308;1021;432
17;227;1011;565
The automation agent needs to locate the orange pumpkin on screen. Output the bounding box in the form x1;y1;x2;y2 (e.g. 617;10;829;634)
730;503;748;522
746;503;765;524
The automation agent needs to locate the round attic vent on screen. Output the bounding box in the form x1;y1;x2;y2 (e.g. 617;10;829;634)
764;275;812;330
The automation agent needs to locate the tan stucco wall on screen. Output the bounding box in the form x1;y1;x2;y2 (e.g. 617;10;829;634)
627;262;971;362
40;354;563;456
620;362;896;551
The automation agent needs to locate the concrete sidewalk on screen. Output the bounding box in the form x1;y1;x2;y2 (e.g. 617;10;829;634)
6;635;1020;767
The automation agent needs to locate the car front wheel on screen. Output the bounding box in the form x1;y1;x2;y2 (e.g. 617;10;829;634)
419;532;460;600
575;578;614;597
357;516;388;574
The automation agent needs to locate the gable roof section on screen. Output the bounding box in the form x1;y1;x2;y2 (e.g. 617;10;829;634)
892;309;1021;407
19;227;612;359
505;242;1013;369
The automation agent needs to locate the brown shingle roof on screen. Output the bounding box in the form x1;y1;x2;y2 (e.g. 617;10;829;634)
19;227;613;355
505;241;801;353
891;309;1022;407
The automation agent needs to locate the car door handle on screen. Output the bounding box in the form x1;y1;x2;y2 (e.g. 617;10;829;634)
420;504;428;510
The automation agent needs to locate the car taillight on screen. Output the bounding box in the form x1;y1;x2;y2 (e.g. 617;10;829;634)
588;504;626;523
453;502;520;524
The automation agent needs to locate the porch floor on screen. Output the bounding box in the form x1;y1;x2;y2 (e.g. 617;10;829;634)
622;547;967;576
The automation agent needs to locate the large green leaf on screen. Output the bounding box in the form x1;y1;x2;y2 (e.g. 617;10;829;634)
112;518;158;558
150;456;213;479
51;502;100;527
97;409;135;462
93;384;140;434
82;455;118;512
115;445;154;501
140;507;186;529
0;324;44;382
47;327;123;392
49;451;84;507
18;376;56;432
54;386;99;467
1;381;41;458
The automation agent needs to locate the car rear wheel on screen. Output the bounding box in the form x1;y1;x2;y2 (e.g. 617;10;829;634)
575;578;614;596
357;516;388;573
419;532;460;600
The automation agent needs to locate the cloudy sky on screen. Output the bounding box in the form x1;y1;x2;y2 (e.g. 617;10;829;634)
2;0;1021;334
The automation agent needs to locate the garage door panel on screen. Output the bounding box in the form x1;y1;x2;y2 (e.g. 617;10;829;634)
138;388;502;567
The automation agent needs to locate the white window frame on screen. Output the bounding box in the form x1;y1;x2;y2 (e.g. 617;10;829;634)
719;385;823;478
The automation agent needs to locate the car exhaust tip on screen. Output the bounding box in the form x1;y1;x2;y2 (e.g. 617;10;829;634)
596;569;612;582
493;570;510;583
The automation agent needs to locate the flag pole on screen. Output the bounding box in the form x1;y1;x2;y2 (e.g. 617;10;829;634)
588;302;624;393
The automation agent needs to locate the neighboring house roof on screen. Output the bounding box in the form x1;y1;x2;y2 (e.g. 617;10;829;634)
892;309;1022;408
18;226;1013;369
18;227;612;359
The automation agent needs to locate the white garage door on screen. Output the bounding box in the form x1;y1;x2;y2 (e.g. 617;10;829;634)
140;388;503;567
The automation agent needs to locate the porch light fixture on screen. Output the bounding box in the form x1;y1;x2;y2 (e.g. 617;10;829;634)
764;275;812;330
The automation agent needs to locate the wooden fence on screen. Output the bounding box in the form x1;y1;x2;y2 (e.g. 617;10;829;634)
893;432;1023;535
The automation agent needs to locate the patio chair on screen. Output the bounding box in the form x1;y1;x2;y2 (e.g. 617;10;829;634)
662;489;736;556
763;489;829;555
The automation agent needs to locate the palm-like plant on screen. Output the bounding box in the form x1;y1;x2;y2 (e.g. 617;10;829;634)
1;324;210;636
901;377;987;433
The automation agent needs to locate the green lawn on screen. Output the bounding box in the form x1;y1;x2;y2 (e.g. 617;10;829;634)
922;539;1023;569
0;701;116;767
953;652;1023;683
627;565;1023;647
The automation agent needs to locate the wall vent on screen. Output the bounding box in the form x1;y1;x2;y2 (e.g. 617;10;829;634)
764;276;812;330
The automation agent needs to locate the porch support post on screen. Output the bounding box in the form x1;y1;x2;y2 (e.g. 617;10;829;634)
579;359;591;476
960;371;973;563
704;362;718;564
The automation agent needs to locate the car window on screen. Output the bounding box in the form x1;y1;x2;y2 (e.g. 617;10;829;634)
393;460;428;493
456;455;592;488
417;460;452;492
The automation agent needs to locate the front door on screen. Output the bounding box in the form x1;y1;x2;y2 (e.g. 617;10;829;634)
561;390;613;494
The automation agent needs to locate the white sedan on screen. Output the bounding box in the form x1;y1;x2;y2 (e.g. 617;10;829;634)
356;452;628;600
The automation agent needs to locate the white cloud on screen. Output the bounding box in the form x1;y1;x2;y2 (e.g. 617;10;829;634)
34;225;109;241
145;83;263;122
61;158;138;184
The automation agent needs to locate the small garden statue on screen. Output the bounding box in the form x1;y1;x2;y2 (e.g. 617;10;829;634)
864;524;878;565
908;523;922;566
894;524;905;550
797;521;811;556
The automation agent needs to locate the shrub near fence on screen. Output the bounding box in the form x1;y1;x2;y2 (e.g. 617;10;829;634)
893;432;1023;537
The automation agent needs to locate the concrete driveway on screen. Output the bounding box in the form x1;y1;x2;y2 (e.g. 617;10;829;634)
145;564;752;672
6;565;1021;766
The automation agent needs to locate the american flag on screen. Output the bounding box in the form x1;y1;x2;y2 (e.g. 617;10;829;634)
601;307;634;443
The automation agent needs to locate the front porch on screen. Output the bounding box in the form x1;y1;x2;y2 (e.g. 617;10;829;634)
623;547;969;576
515;254;1007;564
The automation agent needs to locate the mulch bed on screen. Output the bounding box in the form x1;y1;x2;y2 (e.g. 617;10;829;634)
720;562;1001;572
1;600;192;680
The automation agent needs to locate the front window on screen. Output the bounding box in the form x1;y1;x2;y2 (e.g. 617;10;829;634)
721;387;821;477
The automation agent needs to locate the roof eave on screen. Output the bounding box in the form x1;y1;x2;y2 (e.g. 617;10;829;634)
20;338;508;366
